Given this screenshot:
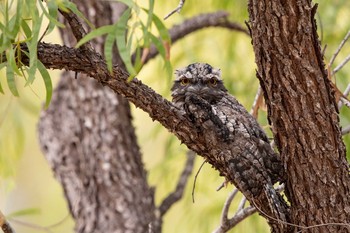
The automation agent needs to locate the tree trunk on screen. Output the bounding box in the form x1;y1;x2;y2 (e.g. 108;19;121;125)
248;0;350;232
38;1;156;233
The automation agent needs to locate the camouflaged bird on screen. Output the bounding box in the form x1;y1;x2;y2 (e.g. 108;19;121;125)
171;63;288;224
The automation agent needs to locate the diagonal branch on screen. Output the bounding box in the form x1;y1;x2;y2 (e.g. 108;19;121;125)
158;150;196;216
16;41;280;226
132;11;249;65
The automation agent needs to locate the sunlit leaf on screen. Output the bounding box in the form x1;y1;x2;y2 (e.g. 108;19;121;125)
37;61;52;108
26;15;43;85
7;208;41;218
20;19;32;38
151;12;170;42
38;0;65;34
76;25;114;48
6;66;19;97
115;9;137;77
104;29;117;72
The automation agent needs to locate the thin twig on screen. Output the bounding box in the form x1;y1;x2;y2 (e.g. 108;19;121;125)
212;189;257;233
338;84;350;109
164;0;186;20
237;196;247;211
329;30;350;68
192;160;206;203
250;86;263;118
158;150;196;216
339;96;350;109
220;188;239;224
342;125;350;135
332;54;350;76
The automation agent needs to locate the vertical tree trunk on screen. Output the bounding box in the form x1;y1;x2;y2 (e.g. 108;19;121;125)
38;1;156;232
248;0;350;232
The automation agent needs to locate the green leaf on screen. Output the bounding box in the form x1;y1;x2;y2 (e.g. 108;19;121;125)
7;48;21;76
37;61;52;108
7;208;41;219
151;13;171;42
6;66;19;97
104;29;117;72
146;0;155;29
7;0;22;39
148;33;166;58
76;25;114;48
26;14;43;85
38;0;65;34
0;81;3;94
115;9;137;77
20;19;32;39
141;8;170;42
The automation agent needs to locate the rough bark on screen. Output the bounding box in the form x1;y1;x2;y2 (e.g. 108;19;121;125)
248;0;350;232
38;1;156;233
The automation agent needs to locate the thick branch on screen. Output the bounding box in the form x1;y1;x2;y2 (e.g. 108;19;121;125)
132;11;249;64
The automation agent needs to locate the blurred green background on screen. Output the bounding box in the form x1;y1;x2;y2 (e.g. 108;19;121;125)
1;0;350;232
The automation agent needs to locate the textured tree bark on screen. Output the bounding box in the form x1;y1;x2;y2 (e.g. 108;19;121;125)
38;1;156;233
248;0;350;232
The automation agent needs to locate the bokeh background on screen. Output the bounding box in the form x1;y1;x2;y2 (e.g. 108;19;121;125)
1;0;350;232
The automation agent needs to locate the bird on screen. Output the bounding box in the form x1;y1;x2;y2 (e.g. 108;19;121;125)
171;62;288;224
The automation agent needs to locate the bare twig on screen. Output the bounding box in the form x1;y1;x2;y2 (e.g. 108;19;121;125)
212;188;257;233
237;196;247;211
213;184;286;233
329;30;350;68
332;54;350;76
250;86;263;118
164;0;186;20
339;96;350;109
342;125;350;135
220;188;239;224
192;160;206;203
158;150;196;216
0;210;15;233
338;84;350;109
132;11;249;65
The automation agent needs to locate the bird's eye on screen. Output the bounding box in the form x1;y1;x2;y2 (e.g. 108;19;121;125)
209;77;218;86
180;77;189;86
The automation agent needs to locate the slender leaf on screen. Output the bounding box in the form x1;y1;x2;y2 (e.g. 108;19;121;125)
115;9;137;77
7;48;21;76
26;14;43;85
37;61;52;108
76;25;114;48
6;66;19;96
104;28;117;72
20;19;32;39
38;0;65;33
7;208;41;219
151;12;170;42
142;8;171;42
146;0;155;29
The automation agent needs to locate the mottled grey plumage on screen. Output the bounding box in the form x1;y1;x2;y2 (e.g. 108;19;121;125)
171;63;288;222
